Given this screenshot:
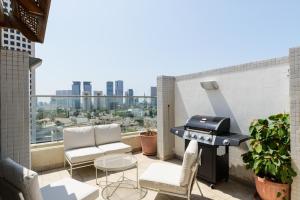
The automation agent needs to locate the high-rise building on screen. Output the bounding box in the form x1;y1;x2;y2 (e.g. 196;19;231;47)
125;91;129;106
106;81;114;109
115;80;124;96
106;81;114;96
83;82;92;94
72;81;81;109
128;89;134;106
150;86;157;107
83;82;92;109
54;90;72;109
82;91;92;111
93;91;105;110
115;80;124;106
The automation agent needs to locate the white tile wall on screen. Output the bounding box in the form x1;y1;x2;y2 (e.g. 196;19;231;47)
289;47;300;199
0;49;30;168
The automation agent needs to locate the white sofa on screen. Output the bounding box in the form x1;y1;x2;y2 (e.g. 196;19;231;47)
64;124;132;176
0;158;99;200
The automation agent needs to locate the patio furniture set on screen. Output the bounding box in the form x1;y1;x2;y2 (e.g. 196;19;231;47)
0;123;202;200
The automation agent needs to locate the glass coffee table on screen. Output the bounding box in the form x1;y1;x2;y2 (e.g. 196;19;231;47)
94;154;147;200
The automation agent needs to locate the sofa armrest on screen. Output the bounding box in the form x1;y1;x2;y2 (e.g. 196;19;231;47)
0;178;25;200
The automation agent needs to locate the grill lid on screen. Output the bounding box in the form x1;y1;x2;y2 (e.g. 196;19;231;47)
184;115;230;134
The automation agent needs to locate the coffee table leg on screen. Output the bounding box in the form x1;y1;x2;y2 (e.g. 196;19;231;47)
96;168;98;185
105;169;108;185
136;163;139;188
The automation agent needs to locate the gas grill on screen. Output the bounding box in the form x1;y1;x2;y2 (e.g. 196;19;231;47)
170;115;250;188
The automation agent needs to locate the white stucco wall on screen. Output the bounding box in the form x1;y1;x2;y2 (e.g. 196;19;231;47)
174;57;290;182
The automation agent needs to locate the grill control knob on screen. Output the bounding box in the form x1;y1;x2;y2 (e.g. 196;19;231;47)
223;139;230;146
200;136;204;140
193;134;198;139
206;137;212;142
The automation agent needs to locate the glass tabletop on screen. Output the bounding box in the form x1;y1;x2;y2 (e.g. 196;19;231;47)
94;154;138;171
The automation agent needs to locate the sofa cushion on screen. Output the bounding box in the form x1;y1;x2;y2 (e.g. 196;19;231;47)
65;147;104;164
139;163;187;195
0;158;43;200
180;140;198;186
98;142;132;154
63;126;95;151
94;124;121;145
41;178;98;200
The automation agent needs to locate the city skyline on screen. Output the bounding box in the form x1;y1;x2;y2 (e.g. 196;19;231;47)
53;81;156;97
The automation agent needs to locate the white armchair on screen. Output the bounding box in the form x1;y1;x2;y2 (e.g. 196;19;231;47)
139;140;202;200
0;158;98;200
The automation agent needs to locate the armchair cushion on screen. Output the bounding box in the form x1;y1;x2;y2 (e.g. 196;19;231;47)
94;124;121;145
139;163;187;195
0;158;43;200
180;140;198;186
65;147;104;164
63;126;95;151
98;142;132;154
41;178;98;200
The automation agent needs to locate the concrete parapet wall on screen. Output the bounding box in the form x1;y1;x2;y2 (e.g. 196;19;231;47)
158;56;290;184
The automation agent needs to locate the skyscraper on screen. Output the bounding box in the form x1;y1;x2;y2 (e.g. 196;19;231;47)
150;86;157;107
106;81;114;96
83;82;92;94
128;89;134;106
82;91;92;111
115;80;124;106
93;91;105;110
83;82;92;109
115;80;124;96
55;90;72;109
72;81;81;109
125;91;129;106
106;81;114;109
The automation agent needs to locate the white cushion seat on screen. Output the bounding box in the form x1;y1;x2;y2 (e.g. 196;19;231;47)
65;147;104;164
98;142;132;155
41;178;98;200
63;126;95;151
180;140;199;186
94;124;122;146
139;163;187;195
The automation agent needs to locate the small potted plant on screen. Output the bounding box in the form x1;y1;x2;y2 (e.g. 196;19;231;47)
242;113;297;200
140;129;157;156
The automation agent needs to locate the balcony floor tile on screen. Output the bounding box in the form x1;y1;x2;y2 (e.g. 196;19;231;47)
38;153;255;200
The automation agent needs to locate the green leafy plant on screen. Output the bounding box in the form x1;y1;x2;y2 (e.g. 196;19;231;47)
242;113;297;184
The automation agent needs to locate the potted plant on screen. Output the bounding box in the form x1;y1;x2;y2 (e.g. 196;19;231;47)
140;129;157;156
242;113;297;200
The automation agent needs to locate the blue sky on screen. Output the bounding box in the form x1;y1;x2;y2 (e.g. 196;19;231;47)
36;0;300;96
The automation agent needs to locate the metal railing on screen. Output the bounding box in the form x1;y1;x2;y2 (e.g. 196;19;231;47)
31;95;157;144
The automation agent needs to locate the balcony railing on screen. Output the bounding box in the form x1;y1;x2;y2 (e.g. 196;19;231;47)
31;95;157;144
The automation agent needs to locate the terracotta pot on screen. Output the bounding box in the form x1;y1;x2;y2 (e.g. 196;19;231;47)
255;176;290;200
140;131;157;156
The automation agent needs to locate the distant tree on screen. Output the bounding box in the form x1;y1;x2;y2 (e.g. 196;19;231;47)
36;110;44;120
87;112;92;119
